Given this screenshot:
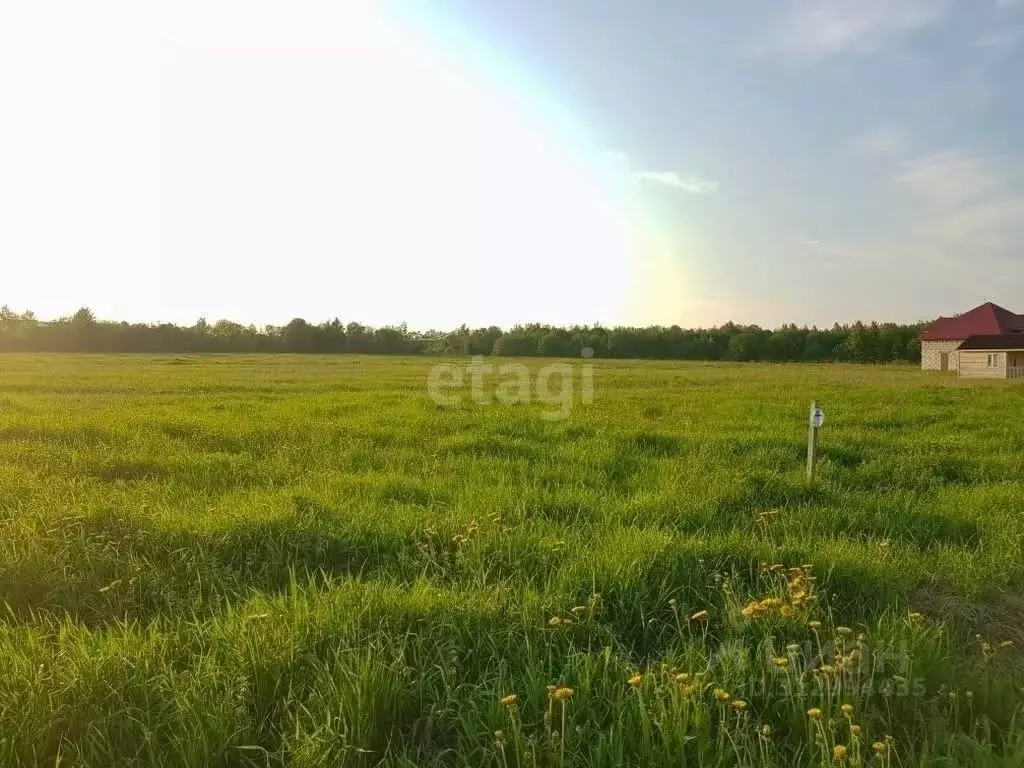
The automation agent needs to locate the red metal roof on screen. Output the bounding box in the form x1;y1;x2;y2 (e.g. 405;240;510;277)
920;302;1024;341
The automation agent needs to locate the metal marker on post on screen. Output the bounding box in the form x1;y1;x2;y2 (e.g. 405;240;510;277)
807;401;824;481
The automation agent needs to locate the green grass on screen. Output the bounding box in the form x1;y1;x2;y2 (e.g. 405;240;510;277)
1;354;1022;766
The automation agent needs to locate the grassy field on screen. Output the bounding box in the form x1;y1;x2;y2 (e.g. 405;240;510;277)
1;354;1022;767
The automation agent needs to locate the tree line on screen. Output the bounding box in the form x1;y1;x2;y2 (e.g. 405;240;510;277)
0;306;926;362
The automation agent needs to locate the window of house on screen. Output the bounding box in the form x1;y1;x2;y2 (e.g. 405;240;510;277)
987;353;1001;367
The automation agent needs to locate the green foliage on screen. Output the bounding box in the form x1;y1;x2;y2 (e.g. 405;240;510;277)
0;355;1021;766
0;306;928;361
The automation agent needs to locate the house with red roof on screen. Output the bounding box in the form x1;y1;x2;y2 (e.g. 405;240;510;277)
920;302;1024;378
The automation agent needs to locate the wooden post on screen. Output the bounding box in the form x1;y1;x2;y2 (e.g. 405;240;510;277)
807;400;821;481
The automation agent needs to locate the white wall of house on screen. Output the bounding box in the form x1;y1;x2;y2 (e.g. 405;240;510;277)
921;340;962;370
958;350;1007;379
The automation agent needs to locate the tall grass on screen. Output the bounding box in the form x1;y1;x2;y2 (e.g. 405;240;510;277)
0;354;1022;766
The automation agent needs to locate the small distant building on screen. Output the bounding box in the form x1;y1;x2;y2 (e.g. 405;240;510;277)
920;302;1024;379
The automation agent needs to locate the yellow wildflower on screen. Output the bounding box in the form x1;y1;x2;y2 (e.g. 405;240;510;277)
548;616;562;627
714;688;731;702
731;699;748;711
872;742;887;754
780;605;796;617
786;643;801;653
552;686;574;701
1000;640;1015;649
841;703;855;715
628;674;644;688
808;708;822;720
680;684;696;696
772;656;790;668
691;610;709;621
836;626;853;636
850;724;861;736
570;605;587;616
500;694;518;707
833;744;848;762
808;620;823;630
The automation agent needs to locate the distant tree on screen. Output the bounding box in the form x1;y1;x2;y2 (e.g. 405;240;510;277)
727;331;764;362
494;329;540;356
0;306;934;362
282;318;317;352
538;328;573;357
71;307;96;326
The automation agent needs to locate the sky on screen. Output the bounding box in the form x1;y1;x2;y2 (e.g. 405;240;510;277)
1;0;1023;330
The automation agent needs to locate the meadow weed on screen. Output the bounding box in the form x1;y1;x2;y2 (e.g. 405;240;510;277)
0;354;1022;766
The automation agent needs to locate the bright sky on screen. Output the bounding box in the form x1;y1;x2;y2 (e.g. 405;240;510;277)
2;1;1023;329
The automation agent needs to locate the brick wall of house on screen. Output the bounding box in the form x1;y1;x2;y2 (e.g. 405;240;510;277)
921;340;963;370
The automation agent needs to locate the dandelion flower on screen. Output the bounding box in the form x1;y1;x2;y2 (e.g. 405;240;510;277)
714;688;731;702
731;699;748;711
872;742;887;754
552;686;574;701
841;703;855;715
691;610;709;621
808;708;823;720
668;598;677;607
628;674;644;688
999;640;1015;649
760;724;772;737
500;694;518;707
819;664;835;675
808;621;823;630
833;744;848;762
675;672;691;683
680;684;696;696
836;626;853;636
780;605;796;617
494;730;505;745
786;643;801;653
761;597;783;609
850;724;861;736
548;616;562;627
772;656;790;668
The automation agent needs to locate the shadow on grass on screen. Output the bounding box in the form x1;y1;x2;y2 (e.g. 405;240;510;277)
0;496;413;626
